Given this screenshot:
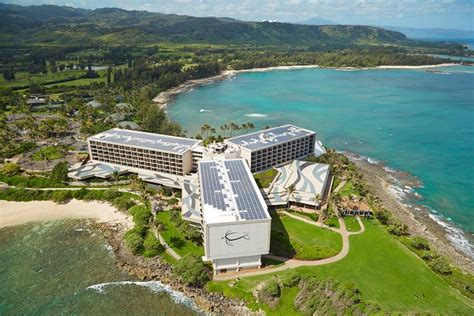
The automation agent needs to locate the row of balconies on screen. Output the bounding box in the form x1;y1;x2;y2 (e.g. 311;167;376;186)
91;150;183;163
94;157;183;175
90;143;181;158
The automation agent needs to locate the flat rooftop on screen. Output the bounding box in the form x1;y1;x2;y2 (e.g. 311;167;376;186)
225;124;315;151
266;160;330;206
89;128;201;155
199;159;269;224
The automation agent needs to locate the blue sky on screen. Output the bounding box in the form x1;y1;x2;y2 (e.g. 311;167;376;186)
4;0;474;30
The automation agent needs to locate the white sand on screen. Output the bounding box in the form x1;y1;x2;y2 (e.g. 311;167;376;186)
0;199;132;229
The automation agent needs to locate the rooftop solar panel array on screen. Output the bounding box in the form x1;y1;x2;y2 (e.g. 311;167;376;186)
225;124;315;151
199;161;227;211
90;128;201;154
224;160;268;220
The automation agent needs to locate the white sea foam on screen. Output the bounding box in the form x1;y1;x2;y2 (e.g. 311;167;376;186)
199;108;212;113
382;166;398;173
366;157;379;165
87;281;201;312
425;209;474;259
245;113;268;117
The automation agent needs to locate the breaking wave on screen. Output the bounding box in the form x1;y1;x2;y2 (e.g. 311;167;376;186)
86;281;201;312
245;113;267;117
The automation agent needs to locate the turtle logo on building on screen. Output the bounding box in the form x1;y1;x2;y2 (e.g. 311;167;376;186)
222;231;250;246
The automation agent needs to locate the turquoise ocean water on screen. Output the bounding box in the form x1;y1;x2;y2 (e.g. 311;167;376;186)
0;220;199;315
168;65;474;257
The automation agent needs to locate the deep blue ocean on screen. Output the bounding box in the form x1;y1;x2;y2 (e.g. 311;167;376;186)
168;65;474;256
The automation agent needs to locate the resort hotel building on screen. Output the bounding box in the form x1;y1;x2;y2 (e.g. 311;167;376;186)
199;159;271;273
225;124;317;173
69;124;330;274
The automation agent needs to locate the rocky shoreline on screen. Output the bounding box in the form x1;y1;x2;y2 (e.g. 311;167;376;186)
349;155;474;273
93;221;253;315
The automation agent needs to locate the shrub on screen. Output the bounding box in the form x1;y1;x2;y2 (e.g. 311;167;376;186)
72;187;88;199
420;251;433;261
259;280;281;301
112;196;136;212
129;205;151;227
429;256;452;275
281;271;301;288
174;253;210;287
143;231;165;253
387;222;409;236
166;197;179;206
124;228;144;254
103;188;121;201
50;162;69;182
52;190;72;203
375;209;391;225
174;190;182;198
411;236;430;250
1;163;20;176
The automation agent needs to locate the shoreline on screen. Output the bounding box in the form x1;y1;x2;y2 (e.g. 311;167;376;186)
153;63;460;110
0;199;133;229
346;153;474;273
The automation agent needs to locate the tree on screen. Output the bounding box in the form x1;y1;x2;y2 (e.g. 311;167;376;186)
1;163;21;176
111;170;120;184
124;228;144;254
313;193;321;210
2;69;15;81
200;124;211;138
285;184;296;209
52;190;72;204
50;161;69;182
174;253;210;287
229;122;240;137
107;66;112;84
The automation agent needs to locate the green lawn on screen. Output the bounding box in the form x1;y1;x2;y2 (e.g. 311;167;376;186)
210;220;474;314
254;168;278;188
339;181;357;196
271;212;342;260
343;216;361;232
156;211;204;257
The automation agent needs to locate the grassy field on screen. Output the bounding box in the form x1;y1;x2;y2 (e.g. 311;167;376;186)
271;212;342;260
156;211;204;257
209;220;474;314
339;181;357;196
343;216;361;232
254;168;278;188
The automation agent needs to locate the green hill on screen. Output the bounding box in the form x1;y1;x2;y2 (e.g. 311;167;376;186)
0;3;410;47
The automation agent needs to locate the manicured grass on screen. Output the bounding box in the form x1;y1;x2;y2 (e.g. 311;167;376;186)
343;216;361;232
323;216;340;228
264;286;300;316
254;168;278;188
271;212;342;260
339;181;357;196
156;211;204;257
214;220;474;314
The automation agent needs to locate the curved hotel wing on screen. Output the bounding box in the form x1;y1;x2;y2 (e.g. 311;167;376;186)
199;159;271;274
225;124;316;172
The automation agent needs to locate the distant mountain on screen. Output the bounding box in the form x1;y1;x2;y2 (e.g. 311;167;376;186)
382;26;474;40
0;3;412;47
300;18;338;25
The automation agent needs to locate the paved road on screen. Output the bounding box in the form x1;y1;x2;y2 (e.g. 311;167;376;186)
213;212;365;281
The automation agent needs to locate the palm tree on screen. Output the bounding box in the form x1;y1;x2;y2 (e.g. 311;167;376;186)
220;124;229;137
241;123;248;132
247;122;255;131
111;170;120;185
129;174;140;191
313;193;321;210
200;124;211;138
285;184;296;209
229;122;240;137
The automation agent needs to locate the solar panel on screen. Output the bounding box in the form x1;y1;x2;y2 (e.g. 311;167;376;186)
224;160;268;220
199;161;226;211
90;128;201;154
225;125;315;151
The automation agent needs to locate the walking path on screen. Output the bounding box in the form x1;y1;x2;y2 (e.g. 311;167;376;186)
153;228;182;260
213;212;365;281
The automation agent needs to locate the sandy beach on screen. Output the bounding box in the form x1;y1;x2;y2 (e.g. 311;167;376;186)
0;199;132;229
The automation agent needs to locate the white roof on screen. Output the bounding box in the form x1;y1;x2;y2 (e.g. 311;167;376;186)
89;128;202;155
225;124;315;151
199;158;269;224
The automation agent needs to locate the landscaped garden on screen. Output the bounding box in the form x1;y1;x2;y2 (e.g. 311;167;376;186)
270;212;342;260
31;145;72;161
156;210;204;257
207;219;473;314
254;168;278;188
343;216;361;232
